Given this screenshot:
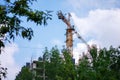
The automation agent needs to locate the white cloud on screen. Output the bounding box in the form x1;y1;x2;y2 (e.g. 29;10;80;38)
72;9;120;47
73;39;99;63
71;9;120;62
73;42;87;63
0;43;20;80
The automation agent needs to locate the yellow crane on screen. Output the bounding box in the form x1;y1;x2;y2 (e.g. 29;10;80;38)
57;11;74;57
57;11;90;60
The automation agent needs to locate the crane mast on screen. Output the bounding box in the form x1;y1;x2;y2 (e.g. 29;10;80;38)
57;11;90;61
57;11;74;57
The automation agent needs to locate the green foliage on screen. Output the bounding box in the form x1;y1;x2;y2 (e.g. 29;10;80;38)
0;0;52;79
43;47;50;61
79;46;120;80
45;46;63;80
15;46;120;80
0;0;52;48
61;49;76;80
15;66;33;80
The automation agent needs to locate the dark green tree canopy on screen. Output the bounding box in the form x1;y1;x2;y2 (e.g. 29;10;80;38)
15;46;120;80
15;66;33;80
0;0;52;48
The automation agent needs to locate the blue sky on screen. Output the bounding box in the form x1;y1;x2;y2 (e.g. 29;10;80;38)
1;0;120;80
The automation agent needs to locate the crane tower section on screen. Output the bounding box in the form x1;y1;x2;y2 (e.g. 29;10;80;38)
57;11;74;57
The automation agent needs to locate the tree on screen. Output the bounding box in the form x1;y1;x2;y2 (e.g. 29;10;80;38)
15;46;120;80
15;66;33;80
43;47;77;80
0;0;52;79
45;46;63;80
0;67;7;80
37;47;77;80
60;49;76;80
76;46;120;80
15;46;76;80
0;0;52;50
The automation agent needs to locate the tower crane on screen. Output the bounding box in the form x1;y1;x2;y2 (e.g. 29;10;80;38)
57;11;74;57
57;11;91;60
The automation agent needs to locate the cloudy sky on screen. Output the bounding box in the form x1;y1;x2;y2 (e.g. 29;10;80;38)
0;0;120;80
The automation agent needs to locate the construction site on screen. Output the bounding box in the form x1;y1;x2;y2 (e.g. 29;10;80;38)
0;0;120;80
26;11;92;80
